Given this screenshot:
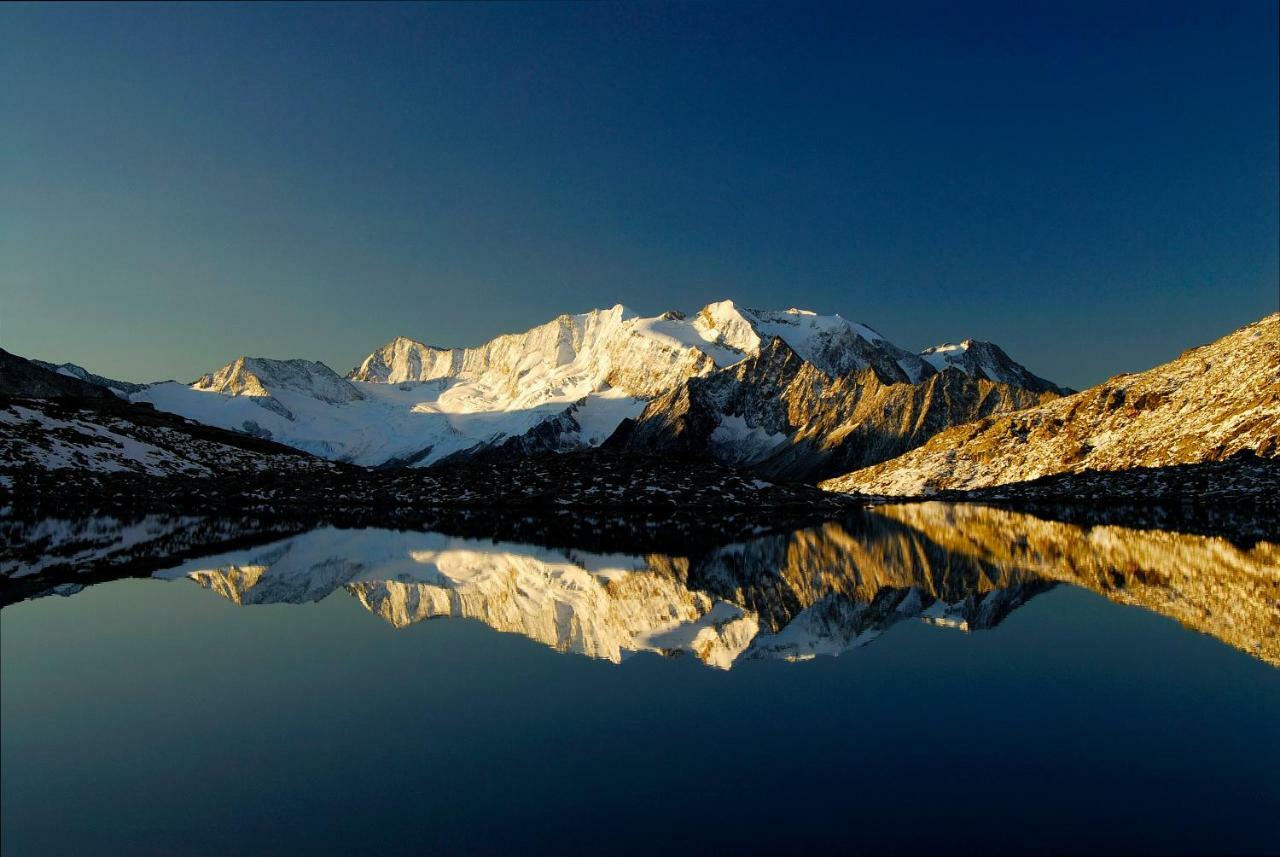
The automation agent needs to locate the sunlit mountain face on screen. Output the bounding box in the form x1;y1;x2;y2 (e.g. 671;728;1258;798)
6;504;1276;669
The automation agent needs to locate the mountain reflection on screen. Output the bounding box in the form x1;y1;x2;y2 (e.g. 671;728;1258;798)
136;504;1279;669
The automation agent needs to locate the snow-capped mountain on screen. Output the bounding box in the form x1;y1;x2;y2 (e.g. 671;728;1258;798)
918;340;1072;394
689;302;933;382
349;301;929;388
195;357;364;404
189;356;364;422
123;300;1063;472
822;313;1280;496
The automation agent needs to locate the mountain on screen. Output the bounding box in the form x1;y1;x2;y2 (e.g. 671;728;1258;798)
191;356;365;421
822;313;1280;496
29;359;149;397
614;337;1056;482
195;357;364;404
918;340;1072;394
1;348;117;400
126;300;1062;470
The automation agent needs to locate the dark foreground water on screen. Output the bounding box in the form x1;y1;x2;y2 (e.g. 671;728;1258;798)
2;503;1278;856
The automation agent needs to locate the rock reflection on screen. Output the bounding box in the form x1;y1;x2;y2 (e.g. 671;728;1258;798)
874;503;1280;666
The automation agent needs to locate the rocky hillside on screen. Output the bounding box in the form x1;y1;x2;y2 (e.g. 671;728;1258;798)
1;352;340;486
822;314;1280;496
615;337;1055;482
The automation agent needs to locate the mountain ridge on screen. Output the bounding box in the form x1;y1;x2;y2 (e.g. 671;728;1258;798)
119;299;1064;472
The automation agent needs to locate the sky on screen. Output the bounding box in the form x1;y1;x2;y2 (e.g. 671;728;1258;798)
2;1;1276;391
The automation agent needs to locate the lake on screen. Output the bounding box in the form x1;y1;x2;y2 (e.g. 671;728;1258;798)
3;503;1278;856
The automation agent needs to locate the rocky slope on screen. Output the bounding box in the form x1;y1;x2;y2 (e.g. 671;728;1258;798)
0;396;340;487
822;314;1280;496
615;337;1055;482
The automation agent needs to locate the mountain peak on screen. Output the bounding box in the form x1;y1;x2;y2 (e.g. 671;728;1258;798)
919;340;1068;394
195;357;363;404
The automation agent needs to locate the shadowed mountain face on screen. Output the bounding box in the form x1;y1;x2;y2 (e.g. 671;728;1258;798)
8;504;1271;669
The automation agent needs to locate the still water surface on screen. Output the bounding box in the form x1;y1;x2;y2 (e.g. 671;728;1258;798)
3;503;1278;856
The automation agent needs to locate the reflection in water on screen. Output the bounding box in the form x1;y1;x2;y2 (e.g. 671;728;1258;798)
125;504;1280;669
877;503;1280;666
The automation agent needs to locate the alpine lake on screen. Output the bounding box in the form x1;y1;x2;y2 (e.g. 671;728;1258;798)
3;502;1277;856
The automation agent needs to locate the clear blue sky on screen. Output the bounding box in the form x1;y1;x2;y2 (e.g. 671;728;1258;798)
2;1;1276;390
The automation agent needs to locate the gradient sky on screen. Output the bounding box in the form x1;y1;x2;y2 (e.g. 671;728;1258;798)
2;1;1276;390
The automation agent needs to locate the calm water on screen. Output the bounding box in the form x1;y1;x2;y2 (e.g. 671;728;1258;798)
2;504;1278;856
